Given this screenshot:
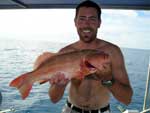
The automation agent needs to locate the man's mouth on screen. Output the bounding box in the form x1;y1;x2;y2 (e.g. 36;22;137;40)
83;29;91;33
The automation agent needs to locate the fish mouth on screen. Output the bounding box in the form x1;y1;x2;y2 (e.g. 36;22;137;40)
85;61;96;69
84;61;97;78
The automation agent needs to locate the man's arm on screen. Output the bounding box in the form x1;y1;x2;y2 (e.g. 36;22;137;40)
33;51;69;103
49;73;69;103
108;46;133;105
48;48;73;103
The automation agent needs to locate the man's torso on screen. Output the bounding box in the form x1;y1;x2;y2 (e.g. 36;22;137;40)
60;39;117;110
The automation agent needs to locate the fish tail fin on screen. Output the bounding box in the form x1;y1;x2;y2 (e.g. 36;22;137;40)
9;72;33;99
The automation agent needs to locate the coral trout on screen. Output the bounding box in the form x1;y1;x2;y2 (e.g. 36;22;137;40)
9;49;111;99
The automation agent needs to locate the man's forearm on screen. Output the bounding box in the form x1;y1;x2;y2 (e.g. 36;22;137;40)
108;80;133;105
49;84;66;103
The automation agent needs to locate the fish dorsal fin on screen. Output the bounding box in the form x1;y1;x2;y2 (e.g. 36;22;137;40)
34;52;56;69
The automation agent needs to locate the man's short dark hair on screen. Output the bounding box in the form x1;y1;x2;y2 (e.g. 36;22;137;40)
75;0;101;20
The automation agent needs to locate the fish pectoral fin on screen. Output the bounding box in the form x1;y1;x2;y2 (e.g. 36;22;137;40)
75;75;84;80
75;72;85;80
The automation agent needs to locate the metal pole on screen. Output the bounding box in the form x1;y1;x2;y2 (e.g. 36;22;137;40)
0;108;15;113
143;56;150;111
140;108;150;113
0;91;2;106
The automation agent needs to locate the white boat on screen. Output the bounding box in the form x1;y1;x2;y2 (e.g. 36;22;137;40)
0;0;149;113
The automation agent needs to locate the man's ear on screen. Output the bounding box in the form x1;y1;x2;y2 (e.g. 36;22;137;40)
98;20;101;28
74;18;77;27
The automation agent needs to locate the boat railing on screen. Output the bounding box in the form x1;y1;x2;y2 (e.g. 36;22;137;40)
142;56;150;113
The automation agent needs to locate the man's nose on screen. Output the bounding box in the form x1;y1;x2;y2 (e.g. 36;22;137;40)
84;18;91;26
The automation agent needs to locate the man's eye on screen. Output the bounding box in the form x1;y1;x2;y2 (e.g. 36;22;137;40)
79;17;86;21
90;17;97;21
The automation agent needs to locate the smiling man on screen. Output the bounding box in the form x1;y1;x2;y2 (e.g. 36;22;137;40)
34;1;133;113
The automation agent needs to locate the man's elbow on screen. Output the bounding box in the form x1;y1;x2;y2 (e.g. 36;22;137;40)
49;93;61;104
50;97;60;104
124;98;132;105
123;90;133;105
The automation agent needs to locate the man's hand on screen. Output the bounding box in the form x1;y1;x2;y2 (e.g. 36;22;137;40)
49;72;69;87
49;72;69;103
95;62;113;81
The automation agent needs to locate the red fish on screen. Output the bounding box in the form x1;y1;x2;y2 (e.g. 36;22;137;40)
9;49;111;99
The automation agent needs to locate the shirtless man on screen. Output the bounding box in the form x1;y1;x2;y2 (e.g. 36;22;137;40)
34;1;133;113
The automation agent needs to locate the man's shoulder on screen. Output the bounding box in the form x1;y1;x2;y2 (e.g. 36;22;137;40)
99;39;120;50
59;43;77;53
98;39;122;55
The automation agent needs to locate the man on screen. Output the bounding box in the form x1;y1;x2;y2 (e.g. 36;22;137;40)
34;0;133;113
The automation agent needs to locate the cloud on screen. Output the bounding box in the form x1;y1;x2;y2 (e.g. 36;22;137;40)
0;9;77;42
102;9;138;19
0;9;149;49
99;10;150;49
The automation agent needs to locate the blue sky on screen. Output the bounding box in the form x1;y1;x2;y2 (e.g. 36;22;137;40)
0;9;149;50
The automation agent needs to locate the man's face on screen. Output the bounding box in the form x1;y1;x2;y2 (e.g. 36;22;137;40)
74;7;101;43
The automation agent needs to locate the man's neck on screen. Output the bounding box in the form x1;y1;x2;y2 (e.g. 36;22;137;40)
76;39;100;50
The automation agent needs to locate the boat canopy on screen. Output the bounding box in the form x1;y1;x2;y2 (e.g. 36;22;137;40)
0;0;150;10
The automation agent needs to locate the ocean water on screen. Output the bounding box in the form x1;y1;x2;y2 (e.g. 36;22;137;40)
0;39;150;113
